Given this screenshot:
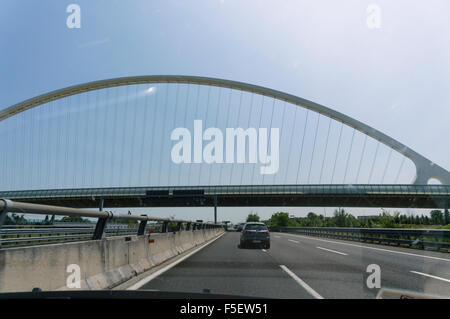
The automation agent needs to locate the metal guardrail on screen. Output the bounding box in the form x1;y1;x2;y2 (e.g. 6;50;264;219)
0;199;224;247
0;225;160;246
275;226;450;252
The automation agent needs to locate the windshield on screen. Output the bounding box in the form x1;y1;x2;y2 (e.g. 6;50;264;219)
244;224;268;231
0;0;449;305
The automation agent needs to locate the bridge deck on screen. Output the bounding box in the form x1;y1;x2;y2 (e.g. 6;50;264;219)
0;185;449;208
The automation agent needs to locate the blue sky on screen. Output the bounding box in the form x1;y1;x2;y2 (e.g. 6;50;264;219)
1;1;449;222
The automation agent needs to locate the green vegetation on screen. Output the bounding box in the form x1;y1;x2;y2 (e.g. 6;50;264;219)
263;209;450;229
246;213;260;222
60;216;91;223
4;213;54;225
4;213;28;225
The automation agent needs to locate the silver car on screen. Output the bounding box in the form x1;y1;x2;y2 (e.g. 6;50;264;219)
239;222;270;249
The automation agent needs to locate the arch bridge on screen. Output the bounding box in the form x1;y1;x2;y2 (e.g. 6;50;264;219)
0;75;449;211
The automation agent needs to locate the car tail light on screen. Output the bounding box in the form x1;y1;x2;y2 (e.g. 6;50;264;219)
242;231;248;234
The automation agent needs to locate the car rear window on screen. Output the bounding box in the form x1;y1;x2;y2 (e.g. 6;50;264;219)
244;224;268;230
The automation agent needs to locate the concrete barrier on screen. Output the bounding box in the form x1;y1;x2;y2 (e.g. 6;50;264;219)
0;228;224;292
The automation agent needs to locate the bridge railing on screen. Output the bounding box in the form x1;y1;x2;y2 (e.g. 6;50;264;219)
0;224;158;247
0;199;224;248
273;226;450;252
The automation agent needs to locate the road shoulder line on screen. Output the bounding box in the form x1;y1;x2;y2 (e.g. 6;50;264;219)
125;232;226;290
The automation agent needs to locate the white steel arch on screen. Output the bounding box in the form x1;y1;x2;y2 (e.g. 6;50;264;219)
1;75;448;185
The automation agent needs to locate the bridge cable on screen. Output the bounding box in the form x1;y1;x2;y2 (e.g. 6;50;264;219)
178;85;191;186
51;98;58;187
330;122;344;184
381;148;393;184
81;93;89;187
307;113;321;184
218;88;232;185
251;94;265;184
158;84;170;186
97;87;103;187
65;95;73;187
284;107;298;183
11;111;19;188
71;96;77;187
205;86;221;186
139;85;150;186
118;86;130;187
262;97;276;185
198;85;210;185
229;90;243;185
319;117;332;184
148;84;161;186
240;92;254;186
53;98;58;187
110;87;120;187
36;99;43;188
14;115;22;189
1;121;4;187
99;88;110;187
54;96;61;187
129;85;140;187
91;88;98;187
170;84;180;186
343;128;356;183
296;109;309;184
48;98;54;187
394;156;406;184
275;100;287;184
82;91;91;188
18;108;25;185
188;85;202;184
16;109;22;188
66;93;74;187
25;107;31;187
355;134;368;184
208;86;222;185
33;98;40;187
368;142;380;183
92;86;101;187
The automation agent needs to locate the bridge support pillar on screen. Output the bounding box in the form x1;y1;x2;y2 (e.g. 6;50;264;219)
0;209;6;248
0;210;6;229
214;195;217;224
161;221;169;233
92;197;108;240
137;215;148;236
92;217;108;240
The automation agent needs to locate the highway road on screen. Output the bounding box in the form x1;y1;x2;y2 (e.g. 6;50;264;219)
136;232;450;298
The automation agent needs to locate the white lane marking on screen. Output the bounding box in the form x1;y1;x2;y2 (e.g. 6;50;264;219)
410;271;450;283
280;265;324;299
317;246;348;256
288;239;299;244
283;234;450;263
262;249;267;252
127;232;225;290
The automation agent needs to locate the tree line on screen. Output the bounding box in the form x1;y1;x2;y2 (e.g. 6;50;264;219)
245;209;450;229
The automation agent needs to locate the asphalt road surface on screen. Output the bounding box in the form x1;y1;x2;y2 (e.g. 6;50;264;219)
138;232;450;298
